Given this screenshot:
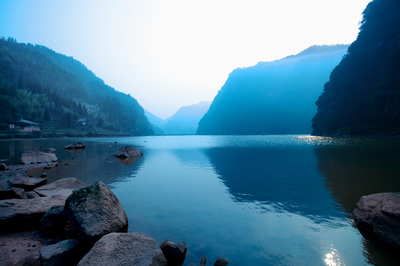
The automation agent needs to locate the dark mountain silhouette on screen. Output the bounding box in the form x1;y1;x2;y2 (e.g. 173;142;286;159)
312;0;400;136
0;38;153;136
163;101;211;135
196;45;348;135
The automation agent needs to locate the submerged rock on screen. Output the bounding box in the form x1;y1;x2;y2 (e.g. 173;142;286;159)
34;177;86;198
64;181;128;246
77;233;162;266
159;239;187;265
200;256;207;266
64;143;86;150
113;146;142;159
214;258;229;266
353;192;400;249
21;151;57;164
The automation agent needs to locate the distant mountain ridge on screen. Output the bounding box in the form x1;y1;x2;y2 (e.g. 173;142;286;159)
312;0;400;136
197;44;349;135
163;101;211;135
145;101;211;135
0;38;153;135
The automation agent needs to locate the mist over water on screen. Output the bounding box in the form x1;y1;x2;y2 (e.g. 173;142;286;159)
2;135;400;265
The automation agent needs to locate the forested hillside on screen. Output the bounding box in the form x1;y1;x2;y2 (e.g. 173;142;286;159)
0;38;154;136
197;45;348;135
312;0;400;136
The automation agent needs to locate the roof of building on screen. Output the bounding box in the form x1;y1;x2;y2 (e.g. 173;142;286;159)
17;119;40;125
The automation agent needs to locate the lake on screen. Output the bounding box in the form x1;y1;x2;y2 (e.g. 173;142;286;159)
1;135;400;265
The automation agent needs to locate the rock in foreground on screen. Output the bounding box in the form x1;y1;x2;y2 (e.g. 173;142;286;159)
78;232;163;266
13;174;47;191
40;239;81;266
159;239;187;265
353;192;400;249
64;181;128;246
0;195;67;230
34;177;86;198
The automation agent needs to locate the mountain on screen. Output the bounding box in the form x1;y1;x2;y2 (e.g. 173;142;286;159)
196;45;349;135
312;0;400;136
0;38;154;136
144;110;166;129
144;110;165;134
162;101;211;135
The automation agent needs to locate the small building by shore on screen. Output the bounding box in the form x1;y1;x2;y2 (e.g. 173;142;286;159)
8;119;40;132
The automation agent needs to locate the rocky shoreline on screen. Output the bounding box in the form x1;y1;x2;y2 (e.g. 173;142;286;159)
0;145;229;266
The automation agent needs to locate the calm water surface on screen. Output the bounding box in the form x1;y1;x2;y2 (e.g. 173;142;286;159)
1;135;400;265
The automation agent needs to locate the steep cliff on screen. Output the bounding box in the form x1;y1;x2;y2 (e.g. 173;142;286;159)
312;0;400;136
197;45;348;135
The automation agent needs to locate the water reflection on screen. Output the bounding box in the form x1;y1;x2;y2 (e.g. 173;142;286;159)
314;137;400;266
315;140;400;214
0;139;144;187
202;146;343;222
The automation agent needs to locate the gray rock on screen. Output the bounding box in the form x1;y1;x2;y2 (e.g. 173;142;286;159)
21;151;57;164
78;232;161;266
26;191;41;199
64;143;86;150
0;187;26;200
40;239;80;266
13;173;47;191
159;239;187;265
214;258;229;266
113;146;142;158
353;192;400;249
0;195;66;230
34;177;86;198
64;181;128;245
41;206;68;230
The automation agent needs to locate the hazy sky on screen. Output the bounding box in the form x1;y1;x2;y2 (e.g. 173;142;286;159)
0;0;370;119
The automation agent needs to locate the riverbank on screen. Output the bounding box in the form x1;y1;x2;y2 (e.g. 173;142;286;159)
0;129;133;140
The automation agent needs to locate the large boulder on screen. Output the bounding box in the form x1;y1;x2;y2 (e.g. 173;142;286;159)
13;174;47;191
0;195;66;230
77;233;163;266
34;178;86;198
64;181;128;245
352;192;400;249
113;146;142;159
21;151;57;164
159;239;187;265
39;239;80;266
